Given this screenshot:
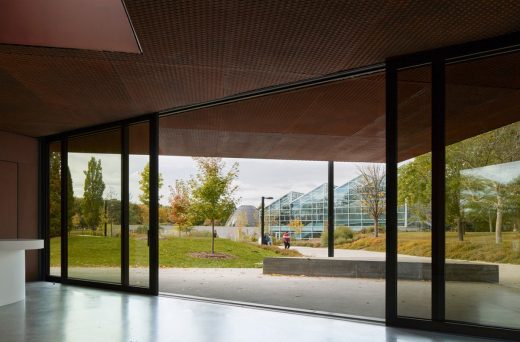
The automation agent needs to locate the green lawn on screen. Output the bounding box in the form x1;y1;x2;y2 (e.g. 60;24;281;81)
50;235;300;268
337;231;520;264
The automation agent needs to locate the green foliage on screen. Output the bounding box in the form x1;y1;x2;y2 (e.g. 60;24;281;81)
398;154;432;227
49;152;61;237
169;180;193;236
189;158;239;253
321;226;354;246
129;202;143;225
82;157;105;229
49;152;74;237
138;162;164;206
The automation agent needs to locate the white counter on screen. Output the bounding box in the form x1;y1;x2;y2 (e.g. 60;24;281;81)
0;239;44;306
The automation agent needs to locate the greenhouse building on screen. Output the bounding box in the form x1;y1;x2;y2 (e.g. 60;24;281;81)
265;176;408;239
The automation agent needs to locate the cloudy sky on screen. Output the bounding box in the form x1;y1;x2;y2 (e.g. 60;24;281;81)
68;153;380;207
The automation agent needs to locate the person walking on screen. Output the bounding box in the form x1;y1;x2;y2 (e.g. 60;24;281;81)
282;231;291;249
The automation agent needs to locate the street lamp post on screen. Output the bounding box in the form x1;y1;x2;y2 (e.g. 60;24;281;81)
261;196;273;244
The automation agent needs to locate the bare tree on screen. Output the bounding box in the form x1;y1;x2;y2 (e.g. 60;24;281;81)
357;165;386;237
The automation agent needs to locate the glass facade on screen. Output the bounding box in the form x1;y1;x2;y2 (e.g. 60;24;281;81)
265;175;408;238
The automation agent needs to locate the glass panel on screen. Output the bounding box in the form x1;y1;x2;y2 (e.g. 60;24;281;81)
129;122;150;287
397;65;432;319
49;141;61;277
158;71;386;319
445;52;520;329
67;129;122;283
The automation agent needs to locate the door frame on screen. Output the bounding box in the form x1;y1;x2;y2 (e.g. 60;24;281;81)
385;32;520;340
42;113;159;295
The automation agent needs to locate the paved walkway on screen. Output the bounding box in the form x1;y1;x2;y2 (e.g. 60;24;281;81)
289;246;520;288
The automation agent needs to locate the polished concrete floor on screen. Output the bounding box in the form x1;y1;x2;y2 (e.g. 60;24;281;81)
0;282;502;342
53;265;520;329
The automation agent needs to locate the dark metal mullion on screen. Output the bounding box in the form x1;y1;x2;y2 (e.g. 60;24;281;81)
327;161;334;257
431;58;446;321
39;138;49;280
149;115;159;295
61;139;68;280
385;63;398;324
122;125;129;286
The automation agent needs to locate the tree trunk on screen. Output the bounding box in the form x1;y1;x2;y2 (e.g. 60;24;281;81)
496;188;503;244
374;219;379;238
456;217;464;241
211;219;215;254
496;207;503;244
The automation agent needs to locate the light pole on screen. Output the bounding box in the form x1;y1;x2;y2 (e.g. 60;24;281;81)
261;196;273;244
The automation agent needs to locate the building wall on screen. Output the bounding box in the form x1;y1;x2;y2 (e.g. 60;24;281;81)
0;131;39;281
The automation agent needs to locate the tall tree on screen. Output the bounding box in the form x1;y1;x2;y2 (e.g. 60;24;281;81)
138;162;164;227
82;157;105;229
189;158;239;254
49;152;74;237
138;162;164;206
356;164;385;237
169;180;192;236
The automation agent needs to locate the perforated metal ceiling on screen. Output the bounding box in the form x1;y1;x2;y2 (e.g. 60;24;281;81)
1;1;519;138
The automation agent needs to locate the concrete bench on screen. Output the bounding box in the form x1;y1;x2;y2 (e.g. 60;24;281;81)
263;257;499;283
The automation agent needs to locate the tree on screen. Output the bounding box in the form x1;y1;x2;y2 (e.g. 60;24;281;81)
169;180;192;237
450;122;520;243
49;152;74;237
398;154;432;230
138;162;164;206
288;219;304;239
398;121;520;243
357;164;385;237
82;157;105;229
138;162;164;228
189;158;239;254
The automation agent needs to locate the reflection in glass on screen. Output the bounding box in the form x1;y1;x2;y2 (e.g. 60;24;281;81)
129;122;150;287
49;141;61;276
397;65;432;319
67;129;122;283
445;52;520;329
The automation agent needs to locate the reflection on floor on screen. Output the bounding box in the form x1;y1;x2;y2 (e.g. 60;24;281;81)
59;265;520;328
0;282;498;342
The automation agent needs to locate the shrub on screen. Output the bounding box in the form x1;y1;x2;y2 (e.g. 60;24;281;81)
359;226;386;235
257;244;302;257
321;226;354;246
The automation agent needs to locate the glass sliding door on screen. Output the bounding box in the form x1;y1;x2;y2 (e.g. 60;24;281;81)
67;129;122;283
48;141;62;277
46;118;157;292
129;122;150;287
444;51;520;329
396;65;432;319
387;36;520;340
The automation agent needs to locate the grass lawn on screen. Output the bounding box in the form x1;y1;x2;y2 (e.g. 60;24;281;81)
50;235;300;268
336;231;520;264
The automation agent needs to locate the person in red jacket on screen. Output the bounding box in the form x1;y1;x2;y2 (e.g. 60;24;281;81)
282;231;291;249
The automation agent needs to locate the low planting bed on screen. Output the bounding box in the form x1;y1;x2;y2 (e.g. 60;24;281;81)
263;257;499;283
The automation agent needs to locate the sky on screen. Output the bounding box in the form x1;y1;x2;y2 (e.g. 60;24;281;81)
68;153;380;207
